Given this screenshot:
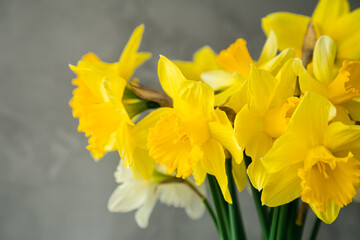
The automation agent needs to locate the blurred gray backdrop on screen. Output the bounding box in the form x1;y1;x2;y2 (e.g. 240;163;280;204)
1;0;360;239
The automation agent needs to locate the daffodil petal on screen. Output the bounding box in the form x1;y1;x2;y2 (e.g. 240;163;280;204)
293;58;328;96
261;48;295;76
118;25;151;80
262;132;307;173
175;80;215;120
262;12;310;57
209;108;243;164
310;200;341;224
324;121;360;155
312;0;350;35
202;139;232;203
330;9;360;60
247;157;269;191
158;55;188;99
135;186;158;228
345;99;360;121
232;159;247;192
234;104;263;150
287;92;335;147
312;36;336;84
108;182;148;212
258;29;278;66
174;46;220;81
270;59;297;108
201;70;236;91
261;162;302;207
248;65;278;116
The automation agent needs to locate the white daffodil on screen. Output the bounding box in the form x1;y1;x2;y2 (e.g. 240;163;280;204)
108;161;206;228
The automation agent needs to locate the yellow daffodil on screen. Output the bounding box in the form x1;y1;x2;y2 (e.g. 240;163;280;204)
260;92;360;224
202;31;294;112
294;35;360;124
70;25;151;160
263;0;360;60
174;46;222;81
108;161;205;228
234;61;298;190
142;56;245;203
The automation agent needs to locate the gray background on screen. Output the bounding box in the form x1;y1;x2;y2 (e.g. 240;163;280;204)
1;0;360;239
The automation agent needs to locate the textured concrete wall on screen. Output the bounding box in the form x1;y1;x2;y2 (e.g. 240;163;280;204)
1;0;360;239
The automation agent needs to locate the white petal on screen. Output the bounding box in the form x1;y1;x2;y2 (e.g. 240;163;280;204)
114;161;135;183
135;186;158;228
107;182;147;212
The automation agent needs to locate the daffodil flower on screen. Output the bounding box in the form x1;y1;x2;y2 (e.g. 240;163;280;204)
263;0;360;60
294;35;360;124
69;25;151;160
260;92;360;224
201;31;294;112
234;61;298;190
173;46;222;81
108;161;205;229
142;56;245;203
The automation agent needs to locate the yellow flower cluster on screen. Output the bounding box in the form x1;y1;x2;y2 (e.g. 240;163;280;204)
70;0;360;228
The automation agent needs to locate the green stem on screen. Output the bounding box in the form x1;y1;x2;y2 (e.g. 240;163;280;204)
226;158;246;240
203;198;219;230
286;199;299;240
208;175;230;240
243;153;270;240
269;207;280;240
310;218;322;240
276;204;289;240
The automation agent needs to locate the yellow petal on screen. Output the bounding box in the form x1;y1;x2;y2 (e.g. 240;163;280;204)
103;75;132;124
174;46;220;81
262;12;310;57
246;133;273;162
262;133;308;173
270;59;297;108
158;55;188;99
201;139;232;203
312;36;337;84
258;30;278;66
248;65;278;116
192;160;207;186
260;48;295;76
312;0;350;35
201;70;236;91
287;92;335;147
310;200;341;224
261;162;303;207
345;98;360;121
329;9;360;60
232;159;247;192
247;153;270;190
234;104;263;150
216;39;254;76
324;121;360;155
118;25;151;80
175;80;215;121
293;58;328;96
208;108;243;164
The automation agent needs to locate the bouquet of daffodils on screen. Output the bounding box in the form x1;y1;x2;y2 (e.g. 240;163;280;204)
69;0;360;239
